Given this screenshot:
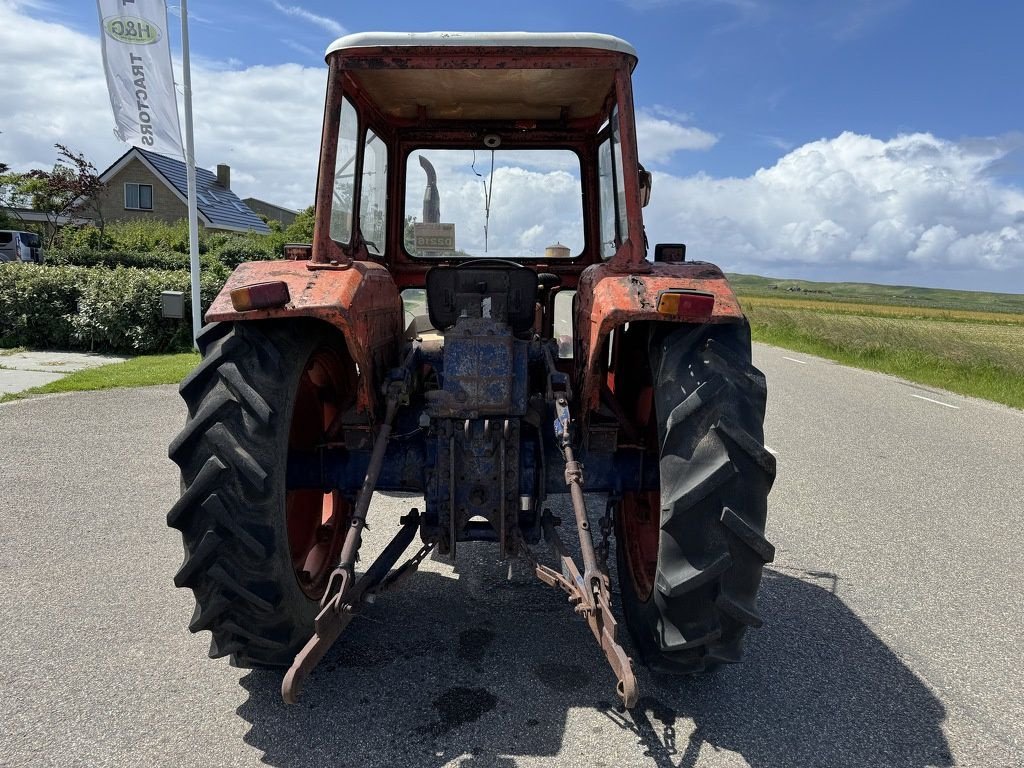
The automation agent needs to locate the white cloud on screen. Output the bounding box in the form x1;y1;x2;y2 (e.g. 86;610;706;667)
636;109;718;163
646;131;1024;279
2;5;1023;290
647;104;695;123
0;3;324;210
280;38;319;59
166;6;213;24
268;1;345;38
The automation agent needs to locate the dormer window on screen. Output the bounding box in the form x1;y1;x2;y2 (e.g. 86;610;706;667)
125;183;153;210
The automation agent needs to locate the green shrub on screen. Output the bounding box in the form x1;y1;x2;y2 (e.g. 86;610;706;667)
100;219;204;254
58;225;104;250
211;236;285;268
47;247;182;270
0;263;227;353
45;247;229;279
284;206;315;242
0;264;83;348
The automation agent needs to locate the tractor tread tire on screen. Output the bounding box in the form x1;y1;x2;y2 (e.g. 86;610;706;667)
618;322;775;675
168;320;327;667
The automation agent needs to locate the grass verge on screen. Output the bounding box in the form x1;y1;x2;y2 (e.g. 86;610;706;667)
0;352;199;403
744;300;1024;409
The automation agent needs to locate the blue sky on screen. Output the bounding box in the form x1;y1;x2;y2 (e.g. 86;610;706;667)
4;0;1023;291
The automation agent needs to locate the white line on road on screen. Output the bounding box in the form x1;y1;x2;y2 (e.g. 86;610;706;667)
911;393;960;410
782;356;808;365
765;445;779;455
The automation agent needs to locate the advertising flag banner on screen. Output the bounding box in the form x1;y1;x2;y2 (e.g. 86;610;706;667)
97;0;183;157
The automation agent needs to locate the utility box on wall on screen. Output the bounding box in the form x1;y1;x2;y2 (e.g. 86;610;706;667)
161;291;185;319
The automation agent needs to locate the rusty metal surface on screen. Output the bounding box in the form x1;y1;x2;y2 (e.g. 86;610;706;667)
320;388;402;609
575;260;746;411
532;513;639;709
603;66;649;274
206;259;402;414
332;48;636;73
283;510;426;704
313;64;349;266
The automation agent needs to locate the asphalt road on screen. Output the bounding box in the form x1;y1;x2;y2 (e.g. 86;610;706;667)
1;343;1022;767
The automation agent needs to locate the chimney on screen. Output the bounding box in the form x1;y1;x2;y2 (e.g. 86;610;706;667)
216;164;230;190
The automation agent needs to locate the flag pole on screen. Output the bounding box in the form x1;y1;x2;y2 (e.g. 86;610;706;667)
180;0;201;348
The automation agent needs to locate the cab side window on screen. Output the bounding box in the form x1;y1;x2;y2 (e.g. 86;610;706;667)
330;97;359;245
598;106;630;259
359;129;387;255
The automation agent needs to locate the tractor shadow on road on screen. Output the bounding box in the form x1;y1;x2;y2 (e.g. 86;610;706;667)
605;567;954;768
236;560;953;768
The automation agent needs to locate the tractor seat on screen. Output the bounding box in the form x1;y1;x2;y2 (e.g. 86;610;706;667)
425;262;538;335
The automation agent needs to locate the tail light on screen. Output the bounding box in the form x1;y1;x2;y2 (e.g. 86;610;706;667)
656;290;715;320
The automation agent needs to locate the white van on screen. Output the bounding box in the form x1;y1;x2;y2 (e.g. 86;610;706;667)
0;230;44;263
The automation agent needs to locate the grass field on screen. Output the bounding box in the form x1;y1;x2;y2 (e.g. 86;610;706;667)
736;284;1024;409
728;273;1024;314
0;352;199;403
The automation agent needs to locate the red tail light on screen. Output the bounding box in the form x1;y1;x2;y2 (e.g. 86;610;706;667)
656;290;715;320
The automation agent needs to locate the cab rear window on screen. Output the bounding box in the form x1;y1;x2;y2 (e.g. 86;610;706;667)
403;149;583;259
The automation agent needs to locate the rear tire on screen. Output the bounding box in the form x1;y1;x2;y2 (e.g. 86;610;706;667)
167;320;355;667
617;322;776;673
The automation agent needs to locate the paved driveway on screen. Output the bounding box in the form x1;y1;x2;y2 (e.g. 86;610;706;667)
1;344;1021;766
0;350;127;394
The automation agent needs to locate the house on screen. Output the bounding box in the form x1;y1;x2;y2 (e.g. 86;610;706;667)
243;198;299;227
93;147;271;234
0;207;90;227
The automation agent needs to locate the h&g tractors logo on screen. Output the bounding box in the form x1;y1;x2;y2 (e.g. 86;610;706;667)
103;16;162;44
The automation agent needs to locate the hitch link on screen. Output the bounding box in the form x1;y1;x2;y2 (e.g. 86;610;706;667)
282;511;432;703
283;354;424;704
536;388;639;709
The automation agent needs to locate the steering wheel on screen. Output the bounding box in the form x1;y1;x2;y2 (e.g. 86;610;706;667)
455;257;532;270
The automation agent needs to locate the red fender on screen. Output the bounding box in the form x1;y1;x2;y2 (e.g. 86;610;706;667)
206;260;403;414
575;261;746;412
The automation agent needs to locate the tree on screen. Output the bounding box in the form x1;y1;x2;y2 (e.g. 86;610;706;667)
283;205;315;242
53;144;107;238
0;162;31;225
6;145;107;246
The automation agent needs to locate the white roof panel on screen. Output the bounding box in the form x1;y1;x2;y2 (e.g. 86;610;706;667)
326;31;637;59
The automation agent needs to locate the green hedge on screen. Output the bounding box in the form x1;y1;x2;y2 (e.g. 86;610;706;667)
43;242;283;273
213;238;284;269
45;247;228;276
59;220;204;254
0;263;227;353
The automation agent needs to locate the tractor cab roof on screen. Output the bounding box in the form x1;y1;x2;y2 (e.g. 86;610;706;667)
325;31;638;123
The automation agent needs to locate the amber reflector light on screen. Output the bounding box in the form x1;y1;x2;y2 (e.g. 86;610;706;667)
230;281;291;312
656;290;715;320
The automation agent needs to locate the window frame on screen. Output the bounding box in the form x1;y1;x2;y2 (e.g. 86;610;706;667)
124;182;154;211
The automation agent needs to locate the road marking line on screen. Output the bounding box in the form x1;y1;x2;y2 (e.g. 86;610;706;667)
764;445;779;456
911;394;960;410
782;356;808;365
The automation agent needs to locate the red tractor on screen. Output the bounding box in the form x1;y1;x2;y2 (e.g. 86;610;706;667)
168;32;775;708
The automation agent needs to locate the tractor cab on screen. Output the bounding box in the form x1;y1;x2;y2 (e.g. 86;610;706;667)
312;31;647;285
310;32;653;349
